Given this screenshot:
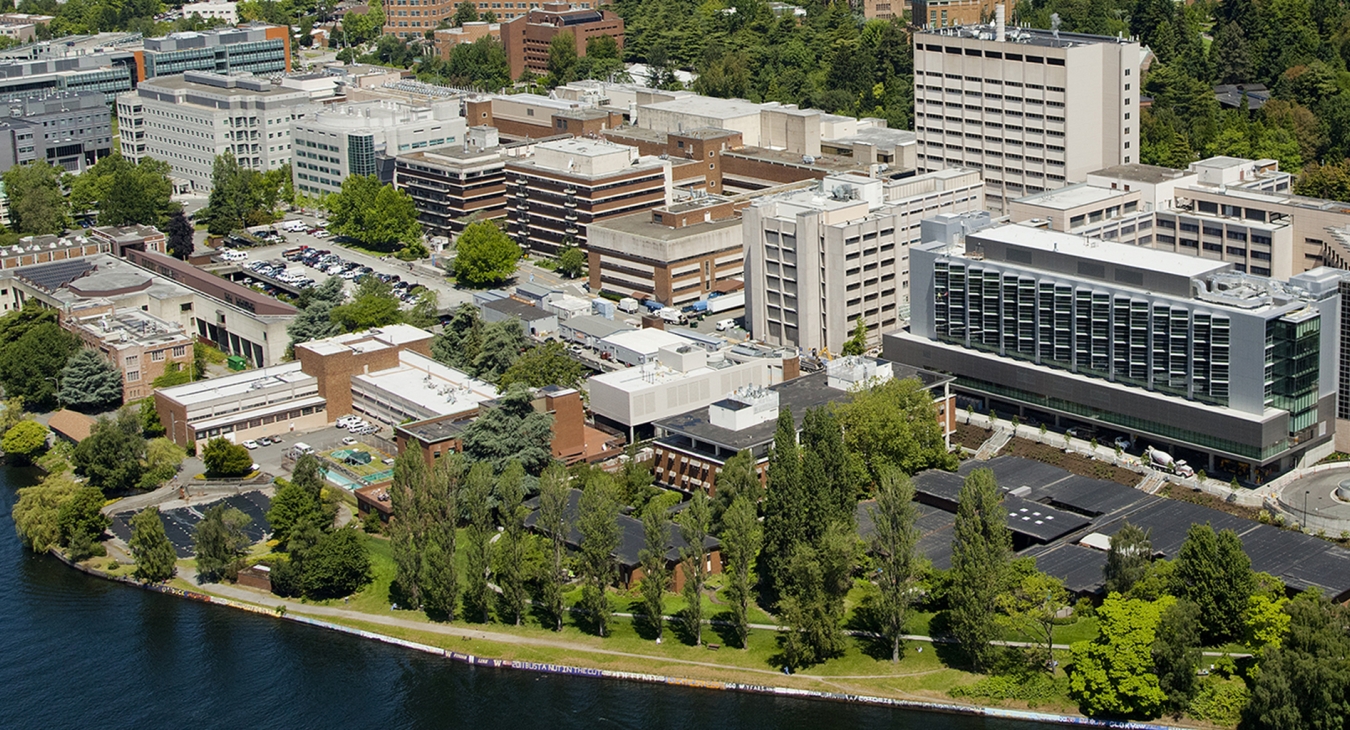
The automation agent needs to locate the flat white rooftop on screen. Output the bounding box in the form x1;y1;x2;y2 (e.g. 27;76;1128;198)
295;324;432;357
159;361;313;406
640;95;766;119
969;223;1230;280
351;350;498;418
600;328;688;354
1015;182;1133;211
589;357;747;394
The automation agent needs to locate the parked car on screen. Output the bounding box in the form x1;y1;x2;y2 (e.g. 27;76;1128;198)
257;436;272;446
341;436;357;446
242;440;259;449
715;318;736;331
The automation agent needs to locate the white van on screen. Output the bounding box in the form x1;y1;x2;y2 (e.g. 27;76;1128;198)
292;442;314;457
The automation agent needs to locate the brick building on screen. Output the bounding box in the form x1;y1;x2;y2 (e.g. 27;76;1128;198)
393;126;508;237
505;136;670;256
432;22;500;58
383;0;456;39
500;3;624;79
63;308;194;403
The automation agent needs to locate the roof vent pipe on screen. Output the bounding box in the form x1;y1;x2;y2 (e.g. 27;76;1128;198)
996;4;1005;42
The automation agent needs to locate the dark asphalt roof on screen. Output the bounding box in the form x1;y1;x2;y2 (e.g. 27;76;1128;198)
524;488;719;567
482;297;553;322
908;469;1090;543
111;491;272;559
1020;543;1110;594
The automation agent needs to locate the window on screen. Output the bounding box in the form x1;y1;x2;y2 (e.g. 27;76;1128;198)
172;345;186;357
127;370;140;382
151;350;165;362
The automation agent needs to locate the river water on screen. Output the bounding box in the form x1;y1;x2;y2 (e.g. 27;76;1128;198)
0;466;1056;730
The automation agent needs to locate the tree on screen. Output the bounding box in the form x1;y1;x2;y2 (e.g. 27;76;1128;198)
194;504;252;582
267;454;327;545
546;30;578;86
868;468;921;662
72;409;146;494
678;488;712;646
1172;523;1255;644
0;320;80;410
430;303;481;370
1241;592;1350;730
617;442;654;509
129;507;177;582
201;437;254;477
452;0;477;25
453;220;520;287
461;382;554;474
420;455;463;620
836;376;957;487
576;473;620;636
1069;595;1170;718
166;210;195;260
2;419;48;464
462;461;495;623
1244;574;1292;654
287;298;343;350
71;153;177;227
778;521;855;669
760;407;803;601
200;151;289;234
638;503;671;641
57;349;123;413
326;174;423;251
330;275;402;332
497;341;586;391
140;437;186;490
536;462;571;631
713;448;760;525
1152;598;1202;714
719;494;760;649
12;472;80;551
296;526;372;598
1104;521;1153;596
948;468;1011;671
798;407;857;531
998;570;1069;670
139;397;165;437
840;316;868;356
493;460;531;625
472;317;528;383
556;244;586;279
3;161;69;234
57;486;109;560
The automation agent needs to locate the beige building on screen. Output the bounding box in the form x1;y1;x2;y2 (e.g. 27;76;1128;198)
64;308;194;403
744;168;985;355
914;20;1140;213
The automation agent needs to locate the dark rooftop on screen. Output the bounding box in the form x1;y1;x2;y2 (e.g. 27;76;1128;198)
396;415;474;443
482;297;553;322
14;257;95;292
654;360;951;453
524;488;719;567
1088;163;1190;185
1214;83;1270;110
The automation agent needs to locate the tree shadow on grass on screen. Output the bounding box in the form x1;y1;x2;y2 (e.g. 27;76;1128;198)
708;609;744;648
844;601;896;662
927;610;973;670
667;607;700;646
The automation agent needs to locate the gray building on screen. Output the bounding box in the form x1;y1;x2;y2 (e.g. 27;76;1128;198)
118;72;318;191
888;223;1341;480
0;90;112;173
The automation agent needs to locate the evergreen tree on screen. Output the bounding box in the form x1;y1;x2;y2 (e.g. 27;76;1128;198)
462;461;496;623
948;468;1011;671
493;461;530;625
760;407;803;601
129;507;176;582
1104;521;1153;596
471;317;528;382
678;489;711;646
719;494;761;649
267;454;327;545
869;468;921;662
1152;599;1202;714
166;210;195;260
536;462;570;631
1173;523;1255;643
420;454;462;620
712;448;760;526
430;303;482;371
194;504;250;582
461;383;554;474
638;504;671;641
57;349;124;413
576;473;620;636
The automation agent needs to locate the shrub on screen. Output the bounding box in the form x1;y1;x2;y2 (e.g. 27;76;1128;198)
1187;680;1248;725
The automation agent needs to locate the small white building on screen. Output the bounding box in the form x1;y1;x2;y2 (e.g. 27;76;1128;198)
597;328;688;367
180;1;238;23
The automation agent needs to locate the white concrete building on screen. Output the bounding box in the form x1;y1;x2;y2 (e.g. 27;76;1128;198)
117;71;319;191
291;98;466;196
914;22;1141;212
180;1;239;23
597;328;689;367
744;168;985;355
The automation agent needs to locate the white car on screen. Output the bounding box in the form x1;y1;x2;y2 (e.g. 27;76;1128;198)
242;439;259;449
336;416;359;428
341;436;357;446
347;421;369;432
715;318;736;331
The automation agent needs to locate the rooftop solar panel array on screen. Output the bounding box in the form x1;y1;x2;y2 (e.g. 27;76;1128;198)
15;258;94;292
110;491;272;559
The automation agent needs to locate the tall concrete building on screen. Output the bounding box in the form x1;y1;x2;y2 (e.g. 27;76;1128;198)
0;90;112;173
117;72;318;191
890;223;1342;479
500;3;624;79
913;18;1140;212
505;136;671;256
744;168;985;355
291;98;466;197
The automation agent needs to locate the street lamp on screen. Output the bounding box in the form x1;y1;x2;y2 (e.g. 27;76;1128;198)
1304;489;1310;530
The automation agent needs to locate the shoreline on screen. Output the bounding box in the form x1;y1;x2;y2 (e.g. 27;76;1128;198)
53;551;1184;730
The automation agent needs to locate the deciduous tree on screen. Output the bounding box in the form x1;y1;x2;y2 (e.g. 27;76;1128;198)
57;486;109;561
194;504;251;582
840;316;868;356
536;462;571;631
2;419;48;464
1069;595;1170;718
638;503;671;641
267;454;327;545
72;409;146;494
1172;523;1255;643
836;376;957;486
1104;521;1153;596
0;320;80;410
330;275;402;332
420;454;463;620
998;570;1069;670
166;210;195;260
678;488;711;646
760;407;803;601
57;349;123;413
12;472;80;551
129;507;177;582
493;460;530;625
1241;591;1350;730
576;472;620;636
948;467;1011;671
556;244;586;278
1152;598;1202;714
462;461;495;623
713;448;760;526
296;525;372;598
201;437;253;477
4;161;69;234
719;493;760;649
497;341;586;391
326;174;423;251
453;220;520;287
868;468;921;662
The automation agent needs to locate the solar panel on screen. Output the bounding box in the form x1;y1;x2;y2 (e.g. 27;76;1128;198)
15;258;94;292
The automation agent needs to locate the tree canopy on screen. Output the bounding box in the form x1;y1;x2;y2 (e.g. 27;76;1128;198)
70;152;178;227
201;437;254;477
57;349;124;413
326;174;423;252
453;221;520;287
3;162;69;234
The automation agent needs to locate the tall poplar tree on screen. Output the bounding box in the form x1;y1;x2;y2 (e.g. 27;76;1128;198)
869;468;921;662
638;505;671;641
719;494;761;649
678;489;711;646
419;454;462;620
760;407;803;600
493;460;530;625
388;449;427;609
576;473;620;636
536;462;571;631
462;461;496;623
948;468;1011;671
